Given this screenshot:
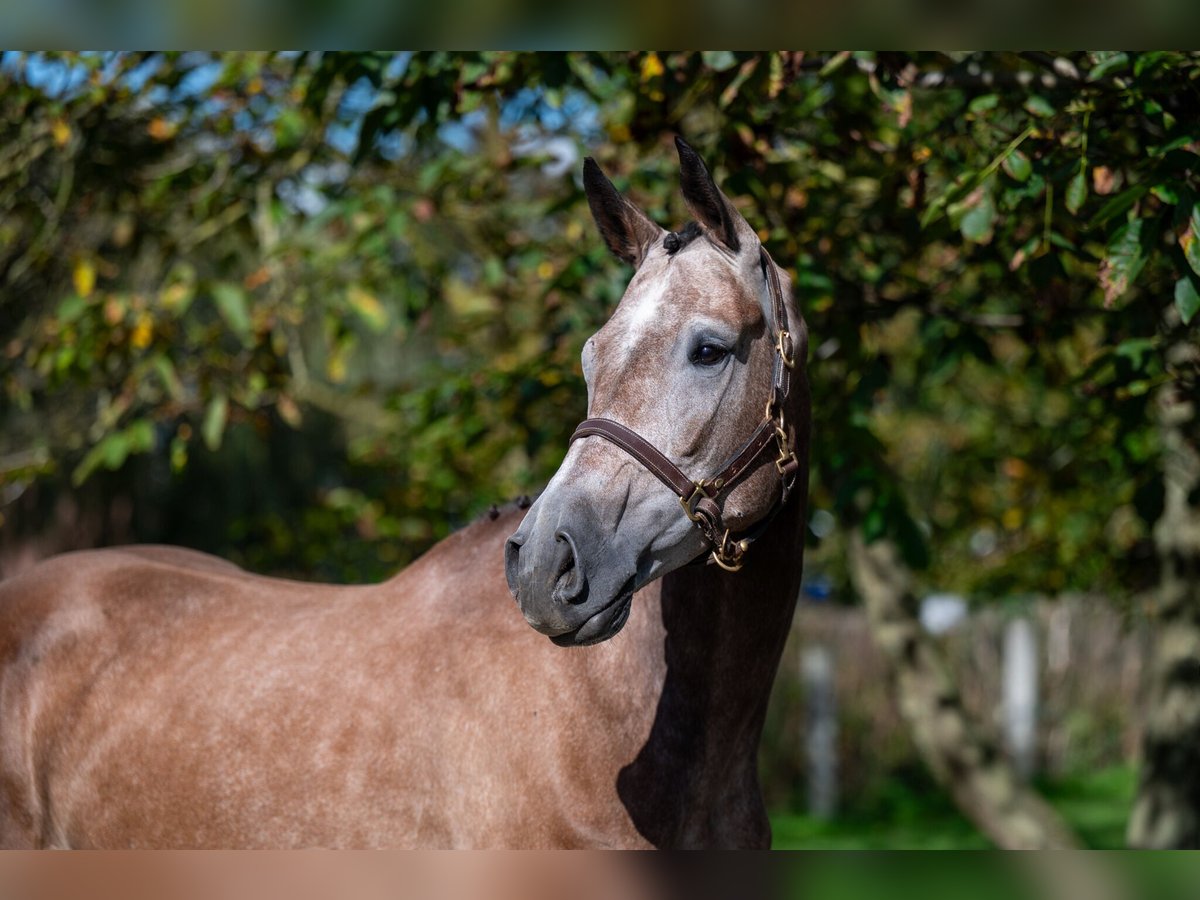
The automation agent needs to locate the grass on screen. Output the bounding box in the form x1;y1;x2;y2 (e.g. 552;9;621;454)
770;765;1138;849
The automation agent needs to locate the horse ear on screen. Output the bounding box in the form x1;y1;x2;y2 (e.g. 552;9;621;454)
674;136;751;253
583;157;661;267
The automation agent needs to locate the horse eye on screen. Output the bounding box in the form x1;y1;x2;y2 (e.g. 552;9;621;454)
691;343;728;366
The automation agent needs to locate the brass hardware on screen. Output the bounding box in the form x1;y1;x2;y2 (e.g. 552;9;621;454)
775;450;798;475
679;481;712;523
774;417;796;475
710;531;750;572
776;330;795;369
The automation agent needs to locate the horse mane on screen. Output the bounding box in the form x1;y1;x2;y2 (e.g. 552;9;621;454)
663;221;703;255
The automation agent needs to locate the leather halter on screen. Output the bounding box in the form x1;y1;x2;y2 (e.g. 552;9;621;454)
569;246;801;572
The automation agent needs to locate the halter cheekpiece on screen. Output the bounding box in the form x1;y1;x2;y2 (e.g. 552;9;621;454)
569;246;801;572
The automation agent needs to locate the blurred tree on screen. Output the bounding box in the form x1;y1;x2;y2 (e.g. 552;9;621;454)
1127;341;1200;848
848;532;1079;848
3;51;1200;843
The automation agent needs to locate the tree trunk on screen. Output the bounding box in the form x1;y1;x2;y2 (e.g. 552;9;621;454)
1128;351;1200;849
847;532;1081;849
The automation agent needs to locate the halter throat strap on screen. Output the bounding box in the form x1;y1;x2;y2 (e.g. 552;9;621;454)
569;246;800;572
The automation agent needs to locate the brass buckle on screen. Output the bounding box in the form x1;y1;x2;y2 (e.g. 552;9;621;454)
711;530;750;572
774;421;796;475
679;481;712;523
776;329;795;369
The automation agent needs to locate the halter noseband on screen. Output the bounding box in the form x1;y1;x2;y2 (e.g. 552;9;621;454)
569;246;801;572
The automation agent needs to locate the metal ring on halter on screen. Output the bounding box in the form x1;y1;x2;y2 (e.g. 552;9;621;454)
679;481;713;523
776;330;795;369
710;531;750;572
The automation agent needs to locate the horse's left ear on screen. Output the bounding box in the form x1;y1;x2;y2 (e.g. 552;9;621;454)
583;157;662;267
675;136;755;254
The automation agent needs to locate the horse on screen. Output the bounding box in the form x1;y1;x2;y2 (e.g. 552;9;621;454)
0;137;810;849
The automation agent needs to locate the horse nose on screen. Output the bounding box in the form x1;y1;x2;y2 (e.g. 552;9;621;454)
551;530;588;605
505;527;589;609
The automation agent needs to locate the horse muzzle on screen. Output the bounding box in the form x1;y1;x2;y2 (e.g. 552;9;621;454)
504;506;638;646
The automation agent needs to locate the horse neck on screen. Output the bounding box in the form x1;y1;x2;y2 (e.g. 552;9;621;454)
617;382;808;847
633;376;809;795
662;347;810;727
657;467;807;750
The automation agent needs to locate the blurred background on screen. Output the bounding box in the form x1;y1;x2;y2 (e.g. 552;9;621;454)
2;51;1200;849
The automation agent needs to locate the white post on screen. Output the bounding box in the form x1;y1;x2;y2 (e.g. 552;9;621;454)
801;643;838;818
1002;616;1039;780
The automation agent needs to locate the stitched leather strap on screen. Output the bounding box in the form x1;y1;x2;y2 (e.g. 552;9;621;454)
571;418;695;499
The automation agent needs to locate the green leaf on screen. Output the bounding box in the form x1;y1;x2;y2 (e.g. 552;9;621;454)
57;294;88;324
1002;150;1032;183
1134;51;1172;77
701;51;737;72
1093;185;1148;227
274;108;306;149
1116;338;1156;369
1089;51;1129;79
1100;219;1146;307
152;355;182;399
959;190;996;243
212;283;252;342
1149;135;1197;157
920;125;1034;229
126;419;155;453
1182;206;1200;278
1065;171;1087;215
1176;277;1200;325
347;286;388;333
1151;183;1180;205
968;93;999;114
1023;95;1055;118
72;432;129;486
202;393;229;451
862;506;886;543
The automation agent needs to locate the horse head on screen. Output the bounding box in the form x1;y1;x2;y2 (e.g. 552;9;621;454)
505;137;807;646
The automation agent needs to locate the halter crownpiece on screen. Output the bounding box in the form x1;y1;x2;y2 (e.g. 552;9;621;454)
570;245;801;572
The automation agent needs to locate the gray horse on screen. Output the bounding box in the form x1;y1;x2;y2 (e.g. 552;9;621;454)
0;138;810;849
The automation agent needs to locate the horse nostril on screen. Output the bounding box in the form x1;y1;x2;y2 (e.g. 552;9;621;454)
504;535;524;598
552;530;588;605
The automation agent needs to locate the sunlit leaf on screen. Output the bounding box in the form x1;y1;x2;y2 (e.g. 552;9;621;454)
1099;219;1146;308
153;355;182;399
959;189;996;243
202;393;229;451
1089;51;1129;79
639;52;664;81
1182;207;1200;278
701;51;737;72
57;294;87;323
1023;95;1055;118
1002;150;1032;183
73;259;96;298
968;93;999;114
1175;276;1200;324
1065;171;1087;215
130;313;153;350
347;286;388;333
211;283;252;341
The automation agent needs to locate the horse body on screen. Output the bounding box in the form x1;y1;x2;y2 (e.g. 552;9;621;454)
0;509;662;848
0;139;809;848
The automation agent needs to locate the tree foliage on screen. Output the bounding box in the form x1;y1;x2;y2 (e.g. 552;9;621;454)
3;51;1199;596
